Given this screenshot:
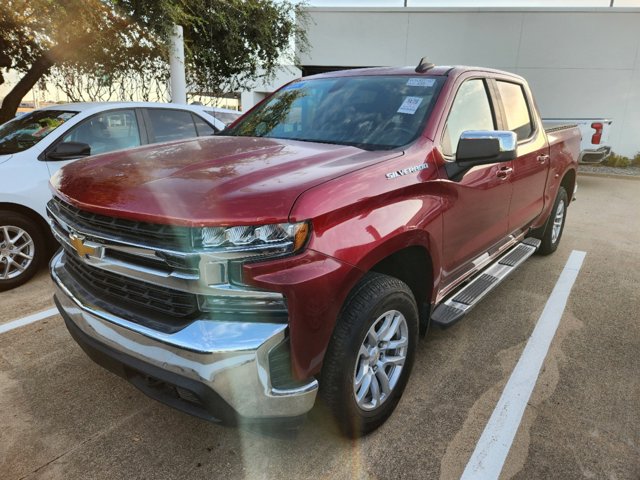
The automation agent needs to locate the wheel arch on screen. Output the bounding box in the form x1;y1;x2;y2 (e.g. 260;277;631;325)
368;246;434;333
0;202;55;250
560;168;576;200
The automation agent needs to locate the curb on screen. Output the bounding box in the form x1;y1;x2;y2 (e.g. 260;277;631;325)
577;171;640;181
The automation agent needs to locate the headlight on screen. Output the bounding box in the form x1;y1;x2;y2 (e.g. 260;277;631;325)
196;221;310;254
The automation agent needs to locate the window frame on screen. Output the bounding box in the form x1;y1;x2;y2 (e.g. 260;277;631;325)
142;108;202;144
40;108;146;162
439;77;500;161
490;78;538;145
191;113;219;135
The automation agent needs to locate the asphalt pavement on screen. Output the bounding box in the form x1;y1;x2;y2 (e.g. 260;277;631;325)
1;174;638;480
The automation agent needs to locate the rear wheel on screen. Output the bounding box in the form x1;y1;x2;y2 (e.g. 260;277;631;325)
0;211;46;291
320;272;418;437
537;186;568;255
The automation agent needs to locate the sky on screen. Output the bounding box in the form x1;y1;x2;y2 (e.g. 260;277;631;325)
305;0;640;6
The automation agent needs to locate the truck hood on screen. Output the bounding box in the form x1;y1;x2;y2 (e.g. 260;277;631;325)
51;136;402;226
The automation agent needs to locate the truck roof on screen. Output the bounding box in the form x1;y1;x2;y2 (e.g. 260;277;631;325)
36;101;239;116
304;65;525;82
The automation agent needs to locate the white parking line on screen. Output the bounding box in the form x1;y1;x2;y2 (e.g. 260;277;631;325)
461;249;586;480
0;307;59;335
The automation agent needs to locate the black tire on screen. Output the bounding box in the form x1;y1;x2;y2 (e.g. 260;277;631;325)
537;186;569;256
0;211;47;291
319;272;418;438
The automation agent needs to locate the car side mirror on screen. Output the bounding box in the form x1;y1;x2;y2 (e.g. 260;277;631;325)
445;130;517;180
456;130;517;166
47;142;91;161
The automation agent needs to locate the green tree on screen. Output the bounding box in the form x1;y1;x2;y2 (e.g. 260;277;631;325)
0;0;305;123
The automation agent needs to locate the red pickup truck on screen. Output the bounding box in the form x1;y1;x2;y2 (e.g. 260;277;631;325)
48;62;580;437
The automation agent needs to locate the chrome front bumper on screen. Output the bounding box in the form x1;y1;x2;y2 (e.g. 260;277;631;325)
51;250;318;420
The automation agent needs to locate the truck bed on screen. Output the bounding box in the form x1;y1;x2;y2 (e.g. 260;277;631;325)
543;122;578;134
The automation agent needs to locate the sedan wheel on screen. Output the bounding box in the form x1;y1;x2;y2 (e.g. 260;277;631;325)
0;225;35;280
0;211;47;291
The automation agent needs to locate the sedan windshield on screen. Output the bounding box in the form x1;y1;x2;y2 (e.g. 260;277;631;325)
0;110;77;154
225;75;444;150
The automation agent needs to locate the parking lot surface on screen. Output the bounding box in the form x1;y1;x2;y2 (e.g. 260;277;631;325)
1;174;638;480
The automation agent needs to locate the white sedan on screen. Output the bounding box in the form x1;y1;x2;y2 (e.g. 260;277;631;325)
0;101;241;291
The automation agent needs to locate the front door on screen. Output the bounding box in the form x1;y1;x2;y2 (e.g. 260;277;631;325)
44;109;142;178
437;78;513;290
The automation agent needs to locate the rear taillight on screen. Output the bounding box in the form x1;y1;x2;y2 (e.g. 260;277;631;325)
591;122;603;145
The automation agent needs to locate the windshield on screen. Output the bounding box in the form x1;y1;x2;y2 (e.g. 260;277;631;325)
0;110;78;154
225;75;444;150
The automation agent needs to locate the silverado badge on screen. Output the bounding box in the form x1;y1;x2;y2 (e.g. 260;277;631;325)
385;163;428;179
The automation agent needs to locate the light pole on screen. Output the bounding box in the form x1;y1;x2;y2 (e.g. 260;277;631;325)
169;25;187;104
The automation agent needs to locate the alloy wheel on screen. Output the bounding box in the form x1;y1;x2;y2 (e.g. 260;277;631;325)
0;225;35;280
353;309;409;411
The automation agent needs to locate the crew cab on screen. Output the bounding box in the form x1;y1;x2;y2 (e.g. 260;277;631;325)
0;102;239;291
48;62;579;437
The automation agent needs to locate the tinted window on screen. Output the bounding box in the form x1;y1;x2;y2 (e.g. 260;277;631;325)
226;76;445;151
205;110;241;126
497;81;533;140
442;79;495;156
0;110;77;154
62;109;140;156
147;109;197;143
192;114;216;136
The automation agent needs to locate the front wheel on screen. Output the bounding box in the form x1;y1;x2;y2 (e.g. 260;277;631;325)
537;186;568;255
319;273;418;437
0;211;46;291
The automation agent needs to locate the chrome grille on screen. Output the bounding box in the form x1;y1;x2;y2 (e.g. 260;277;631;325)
48;197;193;251
63;251;198;319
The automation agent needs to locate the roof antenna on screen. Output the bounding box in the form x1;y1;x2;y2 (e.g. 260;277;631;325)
415;57;435;73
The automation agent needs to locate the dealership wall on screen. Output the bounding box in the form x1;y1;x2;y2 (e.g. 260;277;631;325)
296;7;640;157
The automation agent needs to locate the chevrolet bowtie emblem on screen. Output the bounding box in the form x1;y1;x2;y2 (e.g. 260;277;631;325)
69;233;99;258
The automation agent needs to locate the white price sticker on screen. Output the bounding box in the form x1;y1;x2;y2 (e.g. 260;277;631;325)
397;96;423;115
406;78;436;87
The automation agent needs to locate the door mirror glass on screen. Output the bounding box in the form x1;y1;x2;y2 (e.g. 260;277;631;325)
456;130;517;166
47;141;91;161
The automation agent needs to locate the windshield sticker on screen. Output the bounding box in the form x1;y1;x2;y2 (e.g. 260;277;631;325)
407;78;436;87
397;96;423;115
58;112;75;120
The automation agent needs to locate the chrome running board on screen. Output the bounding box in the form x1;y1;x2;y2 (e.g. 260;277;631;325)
431;237;541;328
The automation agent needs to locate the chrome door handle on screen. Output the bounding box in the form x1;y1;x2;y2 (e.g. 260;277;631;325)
537;154;550;164
496;167;513;179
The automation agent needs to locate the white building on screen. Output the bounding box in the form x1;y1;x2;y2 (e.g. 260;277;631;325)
243;6;640;157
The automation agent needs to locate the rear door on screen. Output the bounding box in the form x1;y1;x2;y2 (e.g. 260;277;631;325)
142;108;216;144
437;76;513;288
492;79;549;233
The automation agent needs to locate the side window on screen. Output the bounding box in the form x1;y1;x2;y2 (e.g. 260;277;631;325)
192;114;217;136
146;109;197;143
496;81;533;140
61;110;141;156
442;79;495;157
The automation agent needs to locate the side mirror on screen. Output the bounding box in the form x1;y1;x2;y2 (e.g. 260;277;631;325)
445;130;517;181
456;130;517;166
47;142;91;161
